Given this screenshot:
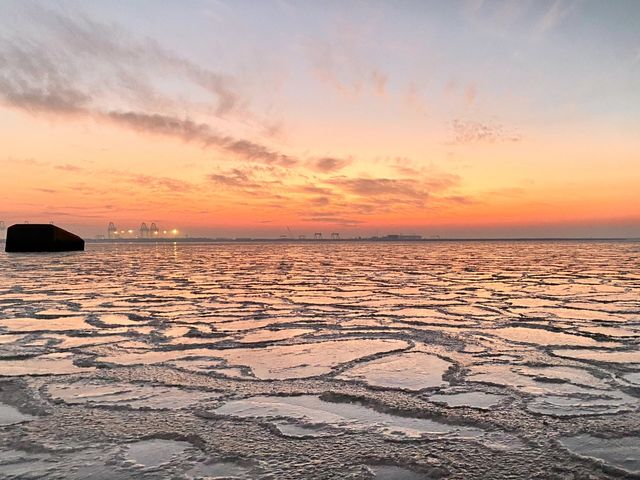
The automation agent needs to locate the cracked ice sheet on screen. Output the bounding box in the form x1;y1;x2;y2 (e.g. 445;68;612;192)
235;328;315;343
214;339;409;380
46;381;221;409
560;435;640;474
0;403;35;425
467;363;638;416
211;394;523;450
487;326;620;347
212;395;479;440
337;352;452;391
0;352;95;376
0;317;93;332
1;241;640;479
552;348;640;364
91;339;409;380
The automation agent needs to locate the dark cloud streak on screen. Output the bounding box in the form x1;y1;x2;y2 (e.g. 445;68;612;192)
0;3;299;167
106;111;297;167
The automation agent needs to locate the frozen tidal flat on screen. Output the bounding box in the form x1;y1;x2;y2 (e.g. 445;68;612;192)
0;241;639;479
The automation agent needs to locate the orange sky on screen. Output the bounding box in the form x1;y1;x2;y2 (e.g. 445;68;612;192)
1;1;639;238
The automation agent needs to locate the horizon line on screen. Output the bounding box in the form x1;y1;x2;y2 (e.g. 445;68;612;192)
74;236;640;242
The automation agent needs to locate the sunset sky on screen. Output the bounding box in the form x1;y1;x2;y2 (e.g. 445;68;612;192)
1;0;639;238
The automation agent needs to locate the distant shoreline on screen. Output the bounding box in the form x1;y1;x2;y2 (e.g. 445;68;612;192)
2;237;638;245
84;237;640;243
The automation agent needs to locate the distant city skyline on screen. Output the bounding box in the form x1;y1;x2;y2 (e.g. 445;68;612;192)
1;0;639;238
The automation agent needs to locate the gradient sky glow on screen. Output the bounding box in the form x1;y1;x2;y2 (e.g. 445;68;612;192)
1;0;639;238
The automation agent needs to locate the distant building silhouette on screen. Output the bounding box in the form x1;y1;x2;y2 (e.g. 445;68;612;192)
383;234;422;240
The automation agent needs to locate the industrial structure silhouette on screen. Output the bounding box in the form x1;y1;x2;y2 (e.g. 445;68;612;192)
107;222;173;239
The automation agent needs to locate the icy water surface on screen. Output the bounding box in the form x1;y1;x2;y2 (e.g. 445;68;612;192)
0;241;639;479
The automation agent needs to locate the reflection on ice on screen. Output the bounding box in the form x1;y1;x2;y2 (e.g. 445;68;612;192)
527;393;637;417
125;439;192;468
428;391;504;410
552;348;640;364
271;420;343;438
0;317;93;332
95;314;145;327
236;328;314;343
96;348;222;366
0;334;25;344
43;333;131;349
0;353;94;376
489;327;615;347
168;358;249;379
576;326;638;338
0;403;35;425
560;434;640;474
368;464;436;479
337;352;451;391
467;364;638;416
47;381;220;409
0;450;54;477
622;372;640;386
509;307;627;323
187;460;251;479
215;339;408;380
213;395;483;440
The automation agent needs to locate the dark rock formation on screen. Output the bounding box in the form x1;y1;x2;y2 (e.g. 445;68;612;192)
5;224;85;252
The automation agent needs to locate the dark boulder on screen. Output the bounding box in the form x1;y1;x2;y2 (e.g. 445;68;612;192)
5;224;84;252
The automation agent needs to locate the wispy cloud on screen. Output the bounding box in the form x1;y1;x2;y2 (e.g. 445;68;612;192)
307;28;390;100
54;164;84;172
86;169;199;197
0;3;300;167
326;174;459;208
464;0;580;37
309;157;352;173
0;76;90;114
296;184;334;195
206;167;293;206
0;2;239;115
464;83;477;106
300;213;363;226
128;174;193;193
0;71;300;166
370;69;388;96
106;111;297;167
208;168;262;189
449;119;521;144
535;0;579;35
442;195;476;205
309;196;330;206
403;83;427;116
329;177;426;198
5;157;46;167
